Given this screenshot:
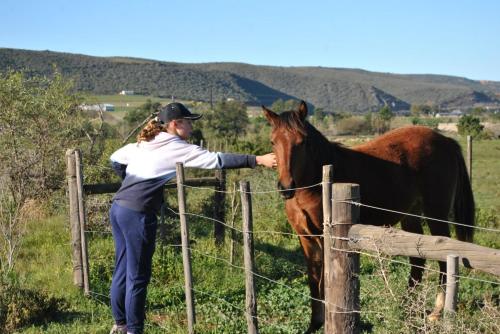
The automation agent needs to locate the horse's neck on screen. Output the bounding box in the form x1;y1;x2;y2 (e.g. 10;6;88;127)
312;141;354;182
304;124;357;184
330;144;365;183
305;140;341;183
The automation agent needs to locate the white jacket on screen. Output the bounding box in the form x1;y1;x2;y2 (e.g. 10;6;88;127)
111;132;256;213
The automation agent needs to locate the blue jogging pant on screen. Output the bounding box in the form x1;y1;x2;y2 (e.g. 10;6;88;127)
109;202;158;334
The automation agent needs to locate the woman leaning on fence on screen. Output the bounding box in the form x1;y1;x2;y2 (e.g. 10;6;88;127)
108;102;276;334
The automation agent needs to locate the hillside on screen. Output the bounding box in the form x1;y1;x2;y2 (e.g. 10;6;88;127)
1;48;499;112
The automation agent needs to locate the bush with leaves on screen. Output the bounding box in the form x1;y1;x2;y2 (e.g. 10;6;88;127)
197;100;249;140
124;99;161;127
270;98;300;113
457;114;485;138
411;116;439;129
0;70;104;273
372;105;394;134
335;115;372;135
0;276;66;333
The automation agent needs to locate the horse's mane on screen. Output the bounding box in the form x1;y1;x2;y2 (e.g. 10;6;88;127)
278;111;341;163
275;111;309;136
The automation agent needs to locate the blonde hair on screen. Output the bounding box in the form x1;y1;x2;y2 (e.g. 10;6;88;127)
137;118;167;142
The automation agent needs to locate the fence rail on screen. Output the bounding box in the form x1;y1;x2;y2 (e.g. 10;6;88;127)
347;224;500;276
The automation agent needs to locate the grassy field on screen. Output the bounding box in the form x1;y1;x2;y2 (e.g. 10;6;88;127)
468;139;500;215
8;129;499;333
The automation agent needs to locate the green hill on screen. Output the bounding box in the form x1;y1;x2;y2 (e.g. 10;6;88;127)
1;47;499;112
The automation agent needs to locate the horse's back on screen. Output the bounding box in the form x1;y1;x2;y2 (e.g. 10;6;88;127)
353;126;459;171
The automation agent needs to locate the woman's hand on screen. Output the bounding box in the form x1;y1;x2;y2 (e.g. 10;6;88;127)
256;153;277;168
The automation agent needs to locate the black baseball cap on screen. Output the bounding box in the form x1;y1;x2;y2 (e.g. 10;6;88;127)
158;102;202;123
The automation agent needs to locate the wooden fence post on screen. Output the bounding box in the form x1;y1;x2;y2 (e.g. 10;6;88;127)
325;183;360;334
74;149;90;296
322;165;333;325
214;169;226;245
176;163;195;334
240;180;259;334
467;135;472;181
230;182;237;267
66;149;83;288
444;254;459;315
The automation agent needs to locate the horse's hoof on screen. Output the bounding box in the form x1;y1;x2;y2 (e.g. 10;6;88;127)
427;311;442;322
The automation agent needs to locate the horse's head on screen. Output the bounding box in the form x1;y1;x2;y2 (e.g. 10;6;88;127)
263;101;309;199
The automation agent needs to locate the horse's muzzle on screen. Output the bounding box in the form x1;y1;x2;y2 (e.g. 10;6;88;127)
278;181;295;199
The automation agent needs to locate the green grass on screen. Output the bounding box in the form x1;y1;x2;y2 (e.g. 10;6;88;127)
468;139;500;215
12;215;113;333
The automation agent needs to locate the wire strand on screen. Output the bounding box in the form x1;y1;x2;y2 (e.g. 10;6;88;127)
336;200;500;233
181;182;322;194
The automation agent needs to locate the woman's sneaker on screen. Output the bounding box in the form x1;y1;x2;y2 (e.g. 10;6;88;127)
109;324;127;334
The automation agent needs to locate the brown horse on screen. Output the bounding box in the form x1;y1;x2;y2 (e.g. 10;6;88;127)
263;101;475;333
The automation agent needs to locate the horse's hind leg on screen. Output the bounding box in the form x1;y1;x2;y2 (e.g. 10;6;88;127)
401;215;426;288
426;218;451;321
423;197;452;321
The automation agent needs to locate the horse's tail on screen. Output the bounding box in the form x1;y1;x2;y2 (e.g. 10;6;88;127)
453;142;475;242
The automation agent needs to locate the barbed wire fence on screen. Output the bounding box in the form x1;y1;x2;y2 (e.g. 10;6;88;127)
67;150;500;333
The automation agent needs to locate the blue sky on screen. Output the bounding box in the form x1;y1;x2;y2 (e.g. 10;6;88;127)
1;0;499;81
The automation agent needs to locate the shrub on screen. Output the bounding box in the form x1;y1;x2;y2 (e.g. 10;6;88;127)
457;115;485;138
411;117;439;129
0;277;66;333
335;116;372;135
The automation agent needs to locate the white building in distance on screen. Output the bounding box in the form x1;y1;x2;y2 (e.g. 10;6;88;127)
80;103;115;112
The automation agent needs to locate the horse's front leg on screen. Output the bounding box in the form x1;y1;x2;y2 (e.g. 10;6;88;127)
286;200;324;333
299;235;325;334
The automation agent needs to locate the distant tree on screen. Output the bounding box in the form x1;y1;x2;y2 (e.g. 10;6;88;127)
283;99;300;111
200;100;249;139
363;112;374;133
124;99;161;126
411;117;439;129
379;105;394;122
410;104;435;117
457;114;484;138
373;105;394;133
270;99;300;113
410;104;422;117
270;99;285;112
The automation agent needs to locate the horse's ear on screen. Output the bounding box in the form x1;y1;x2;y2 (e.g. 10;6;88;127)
297;100;308;120
262;105;279;126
